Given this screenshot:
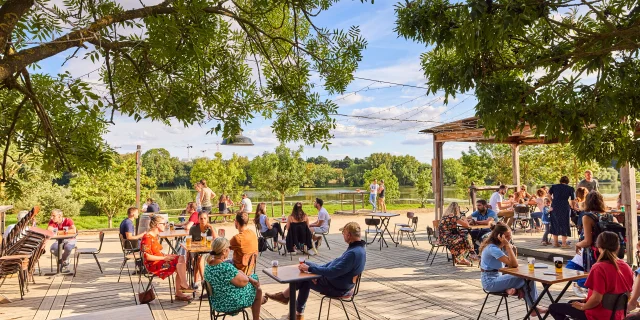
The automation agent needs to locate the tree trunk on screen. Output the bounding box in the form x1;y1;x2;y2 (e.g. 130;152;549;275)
270;198;274;217
281;193;285;216
108;215;113;228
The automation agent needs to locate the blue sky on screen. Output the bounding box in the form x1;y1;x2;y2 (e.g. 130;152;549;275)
41;0;478;162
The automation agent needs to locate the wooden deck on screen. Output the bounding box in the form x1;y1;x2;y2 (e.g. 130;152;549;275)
0;212;632;320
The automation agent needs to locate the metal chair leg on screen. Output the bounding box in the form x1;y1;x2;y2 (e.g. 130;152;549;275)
339;300;350;320
477;293;490;320
327;297;332;320
323;234;330;250
317;296;325;320
93;254;103;273
118;257;128;282
504;295;510;320
494;296;503;315
351;300;361;320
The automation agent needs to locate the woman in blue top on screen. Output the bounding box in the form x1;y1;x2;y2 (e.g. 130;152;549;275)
480;222;548;316
253;203;285;245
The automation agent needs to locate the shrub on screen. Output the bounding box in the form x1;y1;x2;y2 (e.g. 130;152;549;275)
158;185;195;210
15;181;81;224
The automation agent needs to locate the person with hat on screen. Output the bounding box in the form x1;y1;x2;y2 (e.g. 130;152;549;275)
266;222;366;320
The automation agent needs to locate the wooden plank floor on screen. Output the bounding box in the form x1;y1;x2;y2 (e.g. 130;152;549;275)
0;211;634;320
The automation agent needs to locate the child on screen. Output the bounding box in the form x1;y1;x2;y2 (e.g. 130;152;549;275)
541;198;551;245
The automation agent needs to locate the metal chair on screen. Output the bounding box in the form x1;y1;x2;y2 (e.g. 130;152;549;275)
396;216;419;248
477;289;526;320
118;233;140;284
364;218;383;250
393;212;414;237
314;218;331;250
601;292;628;320
73;231;105;276
426;220;451;266
138;247;175;303
255;225;281;257
198;279;249;320
317;273;362;320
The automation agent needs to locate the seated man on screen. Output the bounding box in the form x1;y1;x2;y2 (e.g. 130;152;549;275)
119;207;147;249
469;199;497;251
266;222;366;320
309;198;330;247
229;212;258;273
489;185;515;226
47;209;77;270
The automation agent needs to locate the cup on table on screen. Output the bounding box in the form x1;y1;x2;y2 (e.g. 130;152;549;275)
299;257;305;265
271;260;279;275
527;257;535;271
472;217;477;222
186;236;192;247
206;236;212;247
201;233;207;244
63;226;69;235
218;229;225;238
553;257;563;273
53;228;58;235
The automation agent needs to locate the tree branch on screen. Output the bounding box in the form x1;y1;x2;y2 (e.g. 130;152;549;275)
0;0;36;49
1;96;27;183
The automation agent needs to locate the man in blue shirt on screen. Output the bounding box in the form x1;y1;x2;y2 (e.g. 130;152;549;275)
266;222;366;320
470;199;498;251
119;207;146;249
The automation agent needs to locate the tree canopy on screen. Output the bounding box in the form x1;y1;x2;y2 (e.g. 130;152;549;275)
395;0;640;166
0;0;370;193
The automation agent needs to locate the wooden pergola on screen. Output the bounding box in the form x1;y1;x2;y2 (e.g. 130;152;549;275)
421;116;639;264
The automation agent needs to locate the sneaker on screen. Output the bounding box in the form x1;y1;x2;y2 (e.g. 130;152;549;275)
266;292;289;305
572;284;587;298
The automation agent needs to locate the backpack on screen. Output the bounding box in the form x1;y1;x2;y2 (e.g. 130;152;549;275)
258;237;268;252
585;213;626;260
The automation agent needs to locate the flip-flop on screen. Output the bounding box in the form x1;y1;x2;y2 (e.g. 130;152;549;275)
552;244;560;247
561;245;571;249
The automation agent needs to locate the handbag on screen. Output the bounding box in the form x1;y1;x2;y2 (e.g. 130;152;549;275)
138;287;156;304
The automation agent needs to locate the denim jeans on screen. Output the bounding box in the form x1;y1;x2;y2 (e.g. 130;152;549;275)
541;223;550;242
530;212;543;228
296;277;349;313
369;194;377;211
481;272;538;307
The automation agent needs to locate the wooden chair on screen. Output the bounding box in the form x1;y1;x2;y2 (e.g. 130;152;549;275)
73;231;105;276
364;218;383;250
317;274;362;320
426;220;451;266
314;218;331;250
396;216;419;248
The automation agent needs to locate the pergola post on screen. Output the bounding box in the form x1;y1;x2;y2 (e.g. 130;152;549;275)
432;140;445;220
511;144;520;187
621;163;637;265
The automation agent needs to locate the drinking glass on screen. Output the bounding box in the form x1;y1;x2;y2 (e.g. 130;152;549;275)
527;257;535;271
206;236;213;247
201;232;207;244
63;226;69;235
554;257;563;273
53;228;58;235
186;236;192;247
271;260;279;275
299;257;305;265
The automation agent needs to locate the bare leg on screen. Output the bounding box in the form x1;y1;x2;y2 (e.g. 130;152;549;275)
194;256;204;284
553;235;559;245
562;236;568;245
282;286;290;298
175;256;189;292
251;287;263;320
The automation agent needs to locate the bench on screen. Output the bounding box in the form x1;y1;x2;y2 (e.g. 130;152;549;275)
209;213;235;223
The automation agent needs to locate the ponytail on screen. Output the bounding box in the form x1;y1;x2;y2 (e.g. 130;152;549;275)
595;231;621;272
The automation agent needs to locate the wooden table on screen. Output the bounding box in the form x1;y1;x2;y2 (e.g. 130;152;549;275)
263;265;322;320
56;304;153;320
366;212;400;247
499;264;588;320
47;233;77;276
339;192;368;214
457;224;489;230
159;230;188;254
185;242;211;287
0;204;14;237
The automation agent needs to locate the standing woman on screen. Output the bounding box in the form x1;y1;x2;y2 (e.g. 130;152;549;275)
194;182;202;212
378;180;387;213
549;176;576;248
548;231;633;320
200;179;215;213
140;215;193;301
226;195;235;213
218;194;228;214
438;202;478;266
254;203;285;244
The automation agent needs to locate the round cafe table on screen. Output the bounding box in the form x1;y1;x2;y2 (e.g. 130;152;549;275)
47;233;77;276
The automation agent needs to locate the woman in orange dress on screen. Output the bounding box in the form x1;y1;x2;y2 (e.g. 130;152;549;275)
140;215;192;301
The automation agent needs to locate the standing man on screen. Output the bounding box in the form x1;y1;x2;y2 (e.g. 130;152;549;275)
577;170;599;192
240;193;253;213
146;198;160;213
468;200;498;251
369;179;379;213
47;209;77;270
489;185;515;227
310;198;330;247
119;207;146;249
266;222;366;320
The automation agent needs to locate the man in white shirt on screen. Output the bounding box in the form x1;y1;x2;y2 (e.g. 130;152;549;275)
310;198;330;247
369;179;379;212
489;185;514;226
240;193;253;213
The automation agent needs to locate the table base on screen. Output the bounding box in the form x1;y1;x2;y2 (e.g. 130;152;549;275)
523;280;573;320
288;282;297;320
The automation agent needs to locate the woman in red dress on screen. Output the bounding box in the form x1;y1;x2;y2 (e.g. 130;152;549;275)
140;215;192;301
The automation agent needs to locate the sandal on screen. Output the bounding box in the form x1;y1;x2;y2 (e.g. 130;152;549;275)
540;241;549;246
262;296;269;305
175;295;193;302
560;244;571;249
455;259;471;266
552;243;560;247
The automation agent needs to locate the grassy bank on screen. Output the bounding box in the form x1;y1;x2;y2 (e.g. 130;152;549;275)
3;202;432;230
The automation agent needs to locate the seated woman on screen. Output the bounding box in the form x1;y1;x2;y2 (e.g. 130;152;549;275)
253;203;285;245
480;222;547;316
285;202;317;255
205;237;267;320
140;215;193;301
548;231;633;320
188;212;216;287
514;185;532;203
438;202;478;266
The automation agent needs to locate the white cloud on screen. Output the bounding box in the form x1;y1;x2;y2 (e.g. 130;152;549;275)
334;93;374;106
331;140;373;147
401;133;432;145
